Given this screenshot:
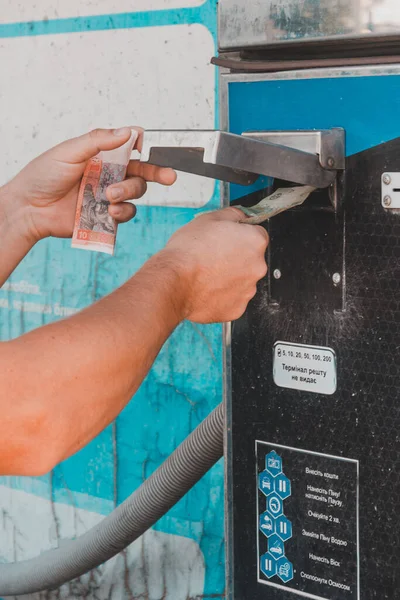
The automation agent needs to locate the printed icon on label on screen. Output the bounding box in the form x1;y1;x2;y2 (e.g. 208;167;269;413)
275;474;291;500
265;451;283;477
275;515;292;542
259;471;274;496
260;552;277;579
267;493;283;517
268;534;285;558
277;557;294;583
259;511;275;538
259;448;294;585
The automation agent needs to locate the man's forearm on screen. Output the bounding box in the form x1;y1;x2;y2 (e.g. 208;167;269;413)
0;184;35;285
0;250;187;475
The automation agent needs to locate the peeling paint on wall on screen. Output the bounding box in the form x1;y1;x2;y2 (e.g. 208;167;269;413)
0;2;224;598
0;0;207;24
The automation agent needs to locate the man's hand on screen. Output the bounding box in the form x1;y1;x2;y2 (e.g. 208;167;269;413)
1;127;176;243
161;207;269;324
0;205;268;475
0;127;268;475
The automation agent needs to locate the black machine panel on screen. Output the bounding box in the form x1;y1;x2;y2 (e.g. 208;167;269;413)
229;138;400;599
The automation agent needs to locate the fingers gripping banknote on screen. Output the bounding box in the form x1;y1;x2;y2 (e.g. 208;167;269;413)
236;186;316;225
72;131;136;255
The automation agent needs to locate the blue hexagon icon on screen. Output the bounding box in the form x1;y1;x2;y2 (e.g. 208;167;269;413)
265;451;282;477
275;515;292;541
259;511;275;538
267;493;283;517
277;557;294;583
260;552;277;579
275;474;291;499
259;471;274;496
268;534;285;559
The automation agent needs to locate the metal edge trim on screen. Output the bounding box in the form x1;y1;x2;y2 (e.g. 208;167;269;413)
220;63;400;85
221;67;236;600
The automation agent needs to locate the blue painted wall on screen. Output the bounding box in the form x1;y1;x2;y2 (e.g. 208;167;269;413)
0;2;224;598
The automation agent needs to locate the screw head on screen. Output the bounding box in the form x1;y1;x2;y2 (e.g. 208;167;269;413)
332;272;341;285
383;174;391;185
273;269;282;280
327;157;335;168
383;195;392;207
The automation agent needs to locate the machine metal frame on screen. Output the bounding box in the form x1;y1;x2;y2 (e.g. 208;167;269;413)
221;63;400;600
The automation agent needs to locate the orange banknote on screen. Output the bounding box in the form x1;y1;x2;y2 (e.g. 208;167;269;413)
72;131;136;255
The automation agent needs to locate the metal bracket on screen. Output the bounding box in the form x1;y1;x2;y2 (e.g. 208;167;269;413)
382;172;400;209
244;129;345;171
140;128;345;190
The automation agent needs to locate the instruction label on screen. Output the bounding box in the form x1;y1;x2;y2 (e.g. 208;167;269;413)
273;342;337;395
256;441;359;600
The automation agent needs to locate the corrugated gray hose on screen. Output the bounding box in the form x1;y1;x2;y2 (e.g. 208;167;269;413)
0;403;224;596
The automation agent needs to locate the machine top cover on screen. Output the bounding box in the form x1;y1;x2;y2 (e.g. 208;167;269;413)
219;0;400;52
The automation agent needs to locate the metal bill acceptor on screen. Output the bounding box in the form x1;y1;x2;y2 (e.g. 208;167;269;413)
142;1;400;599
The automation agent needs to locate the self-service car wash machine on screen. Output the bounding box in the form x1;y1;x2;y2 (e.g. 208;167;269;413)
1;2;399;598
217;3;400;599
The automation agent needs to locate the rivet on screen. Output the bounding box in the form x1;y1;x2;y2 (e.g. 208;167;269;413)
273;269;282;280
383;174;391;185
383;195;392;207
332;273;341;285
327;157;335;168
